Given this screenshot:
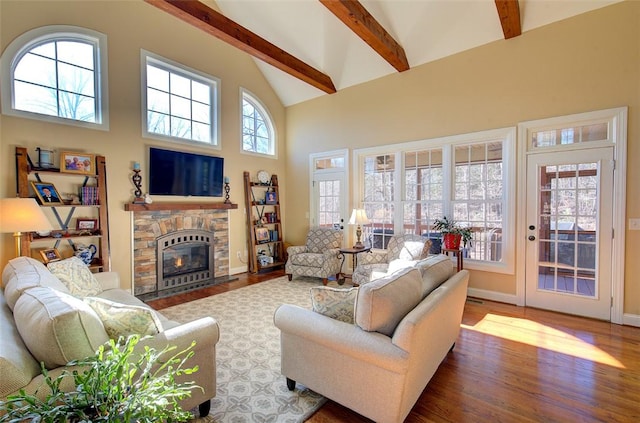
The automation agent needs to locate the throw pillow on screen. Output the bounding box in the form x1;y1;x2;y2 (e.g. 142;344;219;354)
415;255;454;298
310;286;358;323
84;297;163;339
354;267;423;337
13;286;109;369
47;257;102;297
2;256;69;311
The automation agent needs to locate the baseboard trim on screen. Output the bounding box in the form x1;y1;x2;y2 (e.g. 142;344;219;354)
623;313;640;327
230;265;248;275
467;287;518;305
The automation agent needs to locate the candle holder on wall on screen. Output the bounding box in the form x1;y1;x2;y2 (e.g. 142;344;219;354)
132;164;145;204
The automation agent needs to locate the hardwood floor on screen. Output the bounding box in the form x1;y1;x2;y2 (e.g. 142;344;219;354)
150;272;640;423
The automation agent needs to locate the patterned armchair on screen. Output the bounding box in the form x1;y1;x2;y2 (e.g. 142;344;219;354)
285;228;343;285
352;234;431;286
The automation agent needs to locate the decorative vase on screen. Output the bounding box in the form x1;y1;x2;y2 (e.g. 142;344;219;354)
443;233;462;250
75;244;97;265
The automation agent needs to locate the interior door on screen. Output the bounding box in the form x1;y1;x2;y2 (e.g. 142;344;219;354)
525;147;613;320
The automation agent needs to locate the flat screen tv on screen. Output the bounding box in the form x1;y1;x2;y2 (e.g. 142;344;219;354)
148;147;224;197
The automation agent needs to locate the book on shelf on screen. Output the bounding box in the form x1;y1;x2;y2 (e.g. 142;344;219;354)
80;186;99;205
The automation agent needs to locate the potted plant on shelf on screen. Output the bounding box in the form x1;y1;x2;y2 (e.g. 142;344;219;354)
433;216;473;250
0;335;200;423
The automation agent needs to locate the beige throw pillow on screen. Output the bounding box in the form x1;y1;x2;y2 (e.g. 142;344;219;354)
310;286;358;323
84;296;163;339
47;257;102;297
13;286;109;369
355;267;423;336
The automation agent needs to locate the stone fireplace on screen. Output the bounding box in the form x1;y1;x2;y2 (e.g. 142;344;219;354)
128;205;234;300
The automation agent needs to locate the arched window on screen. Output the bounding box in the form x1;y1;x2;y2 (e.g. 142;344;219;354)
0;25;109;130
241;88;276;157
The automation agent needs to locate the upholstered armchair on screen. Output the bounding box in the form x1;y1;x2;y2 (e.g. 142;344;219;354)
352;234;431;286
285;228;343;285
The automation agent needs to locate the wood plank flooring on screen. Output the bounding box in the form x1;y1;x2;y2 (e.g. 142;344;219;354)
149;271;640;423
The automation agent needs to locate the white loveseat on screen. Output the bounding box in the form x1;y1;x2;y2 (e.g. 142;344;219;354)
274;255;469;423
0;256;219;417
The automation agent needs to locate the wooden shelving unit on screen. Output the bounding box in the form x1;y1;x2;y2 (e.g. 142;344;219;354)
243;171;284;273
15;146;111;272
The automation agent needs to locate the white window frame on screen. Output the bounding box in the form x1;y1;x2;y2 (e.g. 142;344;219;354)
240;88;277;158
141;50;220;148
353;127;516;274
0;25;109;131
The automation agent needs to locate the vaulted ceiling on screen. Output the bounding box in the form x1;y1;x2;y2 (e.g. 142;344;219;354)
145;0;622;107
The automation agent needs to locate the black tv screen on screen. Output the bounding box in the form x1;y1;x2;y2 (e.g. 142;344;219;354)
148;147;224;197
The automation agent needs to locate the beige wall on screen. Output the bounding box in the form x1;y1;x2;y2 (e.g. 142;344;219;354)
285;1;640;315
0;1;287;287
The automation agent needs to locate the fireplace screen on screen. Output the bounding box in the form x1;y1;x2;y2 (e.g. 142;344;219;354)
156;230;214;291
163;244;209;278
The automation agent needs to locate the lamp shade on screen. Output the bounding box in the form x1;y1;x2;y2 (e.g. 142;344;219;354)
348;209;370;225
0;198;53;233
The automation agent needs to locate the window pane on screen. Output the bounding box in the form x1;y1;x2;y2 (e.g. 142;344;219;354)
58;62;94;96
59;91;95;122
192;81;210;104
31;42;55;59
170;94;191;119
147;88;169;114
147;65;169;91
14;81;57;116
14;53;56;87
57;41;94;69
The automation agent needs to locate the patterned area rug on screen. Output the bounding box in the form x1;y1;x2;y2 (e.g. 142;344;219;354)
160;276;345;423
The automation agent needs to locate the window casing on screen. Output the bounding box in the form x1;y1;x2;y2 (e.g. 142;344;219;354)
0;25;109;130
354;128;516;273
142;50;220;147
241;88;276;157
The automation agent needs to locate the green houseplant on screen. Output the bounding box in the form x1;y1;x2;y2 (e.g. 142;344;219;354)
0;335;200;423
433;216;473;250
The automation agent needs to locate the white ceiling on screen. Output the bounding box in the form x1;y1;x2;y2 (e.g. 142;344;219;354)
212;0;622;107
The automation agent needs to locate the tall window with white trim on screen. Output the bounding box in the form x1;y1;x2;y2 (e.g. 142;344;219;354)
242;89;275;157
143;51;219;146
0;26;108;129
357;128;514;271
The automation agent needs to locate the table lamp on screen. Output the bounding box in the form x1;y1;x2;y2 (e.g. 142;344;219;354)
0;198;53;257
349;208;370;249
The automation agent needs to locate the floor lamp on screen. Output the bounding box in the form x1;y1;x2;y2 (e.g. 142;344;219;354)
0;198;53;257
349;208;370;249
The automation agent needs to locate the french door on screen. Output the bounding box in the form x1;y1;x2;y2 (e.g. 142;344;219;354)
525;147;613;320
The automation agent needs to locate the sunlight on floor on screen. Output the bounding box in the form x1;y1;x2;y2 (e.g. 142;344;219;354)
462;313;625;369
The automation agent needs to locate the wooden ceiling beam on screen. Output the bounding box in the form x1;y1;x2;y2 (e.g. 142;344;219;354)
320;0;409;72
144;0;336;94
495;0;522;39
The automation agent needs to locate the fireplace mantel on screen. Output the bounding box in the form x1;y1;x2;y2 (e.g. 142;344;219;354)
124;202;238;212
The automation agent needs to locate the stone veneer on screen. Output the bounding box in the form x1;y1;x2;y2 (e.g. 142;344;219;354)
132;209;230;296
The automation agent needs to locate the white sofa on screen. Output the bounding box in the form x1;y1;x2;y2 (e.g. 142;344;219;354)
0;256;219;417
274;255;469;423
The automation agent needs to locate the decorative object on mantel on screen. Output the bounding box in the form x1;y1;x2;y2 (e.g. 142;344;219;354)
131;161;145;204
144;193;153;204
223;176;231;204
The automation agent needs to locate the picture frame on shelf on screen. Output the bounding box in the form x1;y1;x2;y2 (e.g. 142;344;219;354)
60;151;95;175
265;191;277;204
31;181;63;205
76;218;98;233
255;227;270;243
40;248;62;264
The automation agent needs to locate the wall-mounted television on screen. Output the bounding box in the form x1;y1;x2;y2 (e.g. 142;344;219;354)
148;147;224;197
